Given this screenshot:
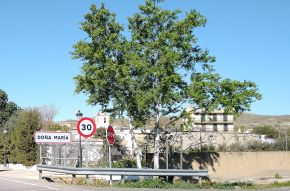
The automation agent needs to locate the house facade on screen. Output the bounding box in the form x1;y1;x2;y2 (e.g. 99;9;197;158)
186;107;234;132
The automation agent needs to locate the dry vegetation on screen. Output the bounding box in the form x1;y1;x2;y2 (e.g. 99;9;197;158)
235;113;290;129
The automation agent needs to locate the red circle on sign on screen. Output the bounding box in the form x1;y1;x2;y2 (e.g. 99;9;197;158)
77;117;97;138
106;125;115;145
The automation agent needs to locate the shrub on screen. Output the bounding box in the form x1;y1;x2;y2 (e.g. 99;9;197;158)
112;158;137;168
253;126;279;139
274;173;282;179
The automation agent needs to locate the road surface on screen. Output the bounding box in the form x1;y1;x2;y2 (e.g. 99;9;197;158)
1;170;290;191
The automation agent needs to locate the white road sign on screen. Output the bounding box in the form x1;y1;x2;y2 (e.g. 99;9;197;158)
77;117;97;138
35;132;71;144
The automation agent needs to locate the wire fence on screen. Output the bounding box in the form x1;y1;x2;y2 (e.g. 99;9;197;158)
39;131;290;168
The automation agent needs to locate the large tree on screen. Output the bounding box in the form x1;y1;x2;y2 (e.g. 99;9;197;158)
72;0;261;169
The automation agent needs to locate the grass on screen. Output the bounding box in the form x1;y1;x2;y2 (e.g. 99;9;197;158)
254;181;290;190
61;177;290;190
115;179;290;190
115;179;255;190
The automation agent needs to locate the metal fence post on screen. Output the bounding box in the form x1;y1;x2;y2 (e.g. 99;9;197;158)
109;145;113;186
72;174;76;183
121;175;125;185
39;170;42;180
166;139;169;182
180;135;183;170
198;177;202;186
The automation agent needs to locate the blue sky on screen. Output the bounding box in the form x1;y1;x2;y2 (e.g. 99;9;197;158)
1;0;289;121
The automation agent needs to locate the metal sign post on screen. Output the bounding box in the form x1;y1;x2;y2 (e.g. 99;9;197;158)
106;125;115;186
77;117;97;168
109;145;112;186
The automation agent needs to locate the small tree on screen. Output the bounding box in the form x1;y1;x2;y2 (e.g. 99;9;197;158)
9;109;42;165
253;125;279;139
37;104;58;130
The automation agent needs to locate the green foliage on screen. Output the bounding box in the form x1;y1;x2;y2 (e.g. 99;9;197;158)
185;145;217;154
274;137;290;151
0;89;20;129
93;127;129;167
247;141;276;151
94;127;106;139
220;140;289;152
210;181;254;189
188;73;262;117
47;123;69;132
274;173;282;179
72;0;262;169
112;158;137;168
117;179;254;189
89;179;109;187
9;109;42;165
253;181;290;189
253;125;279;139
72;0;262;125
118;179;169;189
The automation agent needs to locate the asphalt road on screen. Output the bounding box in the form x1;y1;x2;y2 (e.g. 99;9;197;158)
0;177;97;191
2;176;290;191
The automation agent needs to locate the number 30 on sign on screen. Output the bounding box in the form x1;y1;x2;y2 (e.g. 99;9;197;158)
77;117;97;138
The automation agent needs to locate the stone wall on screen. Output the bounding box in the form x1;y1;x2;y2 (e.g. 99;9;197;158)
190;152;290;181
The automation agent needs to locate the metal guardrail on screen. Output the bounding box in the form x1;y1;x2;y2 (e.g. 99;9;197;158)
37;164;208;185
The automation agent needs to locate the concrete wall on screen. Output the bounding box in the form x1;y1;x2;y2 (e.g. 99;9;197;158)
191;152;290;181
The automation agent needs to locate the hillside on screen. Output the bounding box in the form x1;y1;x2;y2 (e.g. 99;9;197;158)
234;113;290;129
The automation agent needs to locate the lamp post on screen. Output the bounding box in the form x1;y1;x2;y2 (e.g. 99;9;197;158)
3;128;7;168
76;110;83;168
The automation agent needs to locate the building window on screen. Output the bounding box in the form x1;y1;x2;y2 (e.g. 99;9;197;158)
212;114;217;122
213;124;218;131
224;124;228;132
223;114;228;122
104;117;107;123
201;114;206;122
201;125;206;132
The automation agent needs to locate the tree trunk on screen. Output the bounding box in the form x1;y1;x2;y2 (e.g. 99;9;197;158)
153;131;160;169
129;119;142;169
153;110;160;169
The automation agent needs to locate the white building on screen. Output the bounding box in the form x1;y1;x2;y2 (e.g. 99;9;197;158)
95;112;110;128
186;107;234;132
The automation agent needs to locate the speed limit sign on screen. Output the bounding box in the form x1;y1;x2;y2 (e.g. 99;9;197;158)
77;117;97;138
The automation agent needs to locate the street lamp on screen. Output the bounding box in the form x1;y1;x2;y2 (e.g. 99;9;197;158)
3;128;8;168
76;110;83;168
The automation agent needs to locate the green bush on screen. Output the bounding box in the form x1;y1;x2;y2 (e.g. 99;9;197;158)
112;158;137;168
274;173;282;179
89;179;109;187
117;179;254;189
253;125;279;139
118;179;169;189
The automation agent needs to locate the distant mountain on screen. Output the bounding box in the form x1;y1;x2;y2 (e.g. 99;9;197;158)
234;113;290;129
